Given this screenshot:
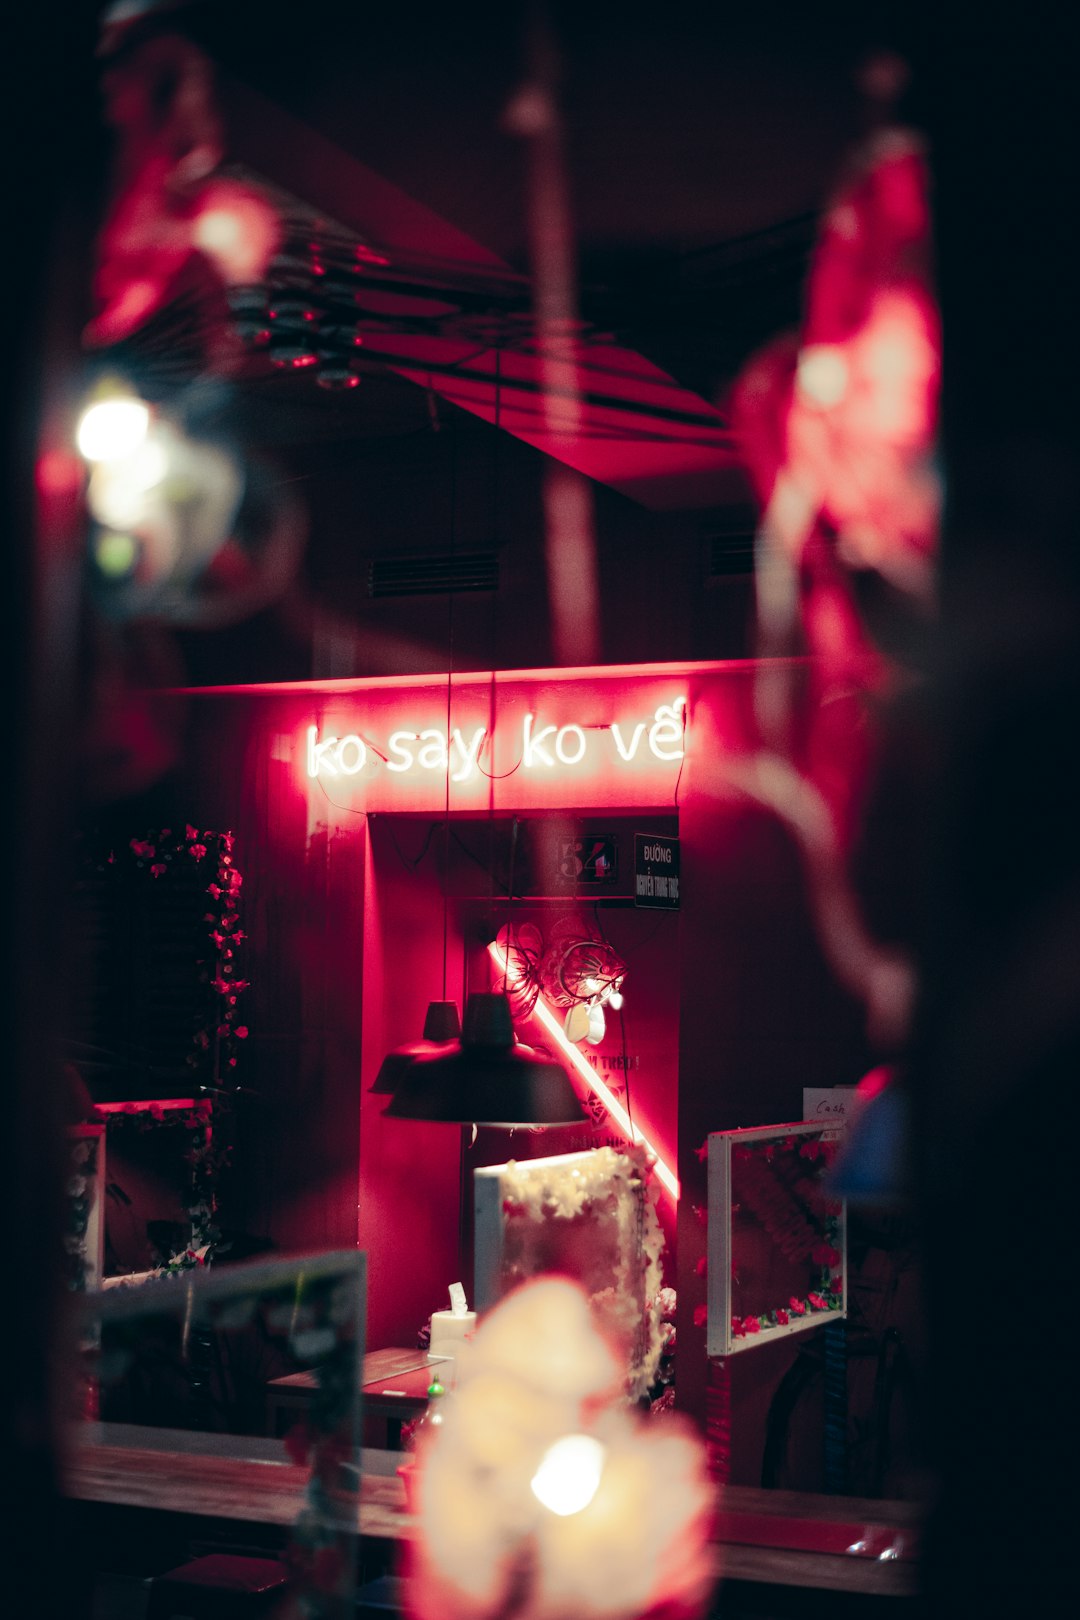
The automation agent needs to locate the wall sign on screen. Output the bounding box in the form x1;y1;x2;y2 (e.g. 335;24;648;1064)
634;833;680;909
305;696;685;784
802;1086;857;1129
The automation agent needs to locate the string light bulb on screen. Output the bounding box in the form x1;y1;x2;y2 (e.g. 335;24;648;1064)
530;1433;606;1517
76;392;150;463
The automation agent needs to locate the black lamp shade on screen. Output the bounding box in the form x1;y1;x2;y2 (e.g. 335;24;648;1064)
383;992;585;1126
371;1000;461;1093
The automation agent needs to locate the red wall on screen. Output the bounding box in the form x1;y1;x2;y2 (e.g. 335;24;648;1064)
175;662;874;1471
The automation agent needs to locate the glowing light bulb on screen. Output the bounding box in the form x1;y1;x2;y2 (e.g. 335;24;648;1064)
77;397;150;463
93;531;139;577
530;1434;605;1517
607;990;624;1011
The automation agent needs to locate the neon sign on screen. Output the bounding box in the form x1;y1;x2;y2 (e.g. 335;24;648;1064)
305;697;685;782
487;940;679;1203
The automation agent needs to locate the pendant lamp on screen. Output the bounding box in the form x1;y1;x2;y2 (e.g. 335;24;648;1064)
370;999;462;1094
384;991;585;1127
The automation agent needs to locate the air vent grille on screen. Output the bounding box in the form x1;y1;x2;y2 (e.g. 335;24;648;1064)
369;552;499;598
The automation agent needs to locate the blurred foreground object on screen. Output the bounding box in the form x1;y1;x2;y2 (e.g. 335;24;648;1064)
87;25;280;349
727;66;940;1051
406;1277;715;1620
76;375;305;628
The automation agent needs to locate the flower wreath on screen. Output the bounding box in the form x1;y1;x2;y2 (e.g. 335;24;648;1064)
104;1099;226;1275
730;1135;844;1338
75;823;248;1278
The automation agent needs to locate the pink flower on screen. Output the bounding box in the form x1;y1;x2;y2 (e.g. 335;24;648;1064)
189;843;208;860
185;825;199;841
150;863;167;877
775;1308;790;1325
130;839;155;858
693;1303;708;1329
788;1297;806;1315
808;1292;827;1310
235;1025;249;1039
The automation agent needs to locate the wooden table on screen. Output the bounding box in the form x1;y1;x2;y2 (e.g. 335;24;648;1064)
64;1428;920;1596
266;1348;452;1444
66;1432;413;1541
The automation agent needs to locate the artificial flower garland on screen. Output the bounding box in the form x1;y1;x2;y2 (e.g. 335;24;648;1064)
729;1135;843;1338
104;1099;225;1275
121;824;249;1076
73;823;247;1278
499;1143;665;1399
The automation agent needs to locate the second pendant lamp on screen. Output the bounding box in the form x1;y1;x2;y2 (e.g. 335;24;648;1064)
384;990;585;1127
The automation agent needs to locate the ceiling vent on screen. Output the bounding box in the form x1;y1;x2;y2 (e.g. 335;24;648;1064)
369;552;499;598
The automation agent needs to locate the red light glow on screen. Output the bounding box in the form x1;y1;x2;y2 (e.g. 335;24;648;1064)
488;939;679;1203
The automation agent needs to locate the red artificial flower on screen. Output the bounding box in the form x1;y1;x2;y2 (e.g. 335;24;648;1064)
743;1316;761;1334
150;863;167;877
731;1317;744;1338
189;843;208;860
811;1243;842;1268
207;884;222;898
788;1297;806;1315
130;839;155;858
808;1292;828;1310
775;1308;790;1325
235;1025;249;1039
694;1141;709;1162
693;1303;708;1329
186;825;199;841
734;1145;752;1163
800;1139;822;1160
762;1144;775;1162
